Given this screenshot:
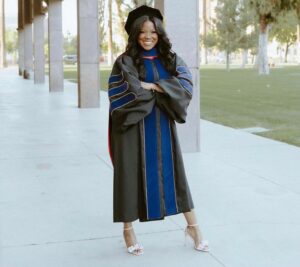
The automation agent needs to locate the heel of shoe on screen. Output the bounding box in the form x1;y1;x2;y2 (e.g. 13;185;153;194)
185;224;210;252
123;226;144;256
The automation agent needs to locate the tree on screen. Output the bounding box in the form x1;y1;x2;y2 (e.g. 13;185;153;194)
270;10;298;63
214;0;241;70
98;0;106;55
132;0;153;7
107;0;114;66
201;0;208;64
202;31;218;49
5;29;18;64
115;0;129;50
63;33;77;55
249;0;300;74
236;1;258;68
201;31;218;64
206;0;259;69
292;1;300;64
296;2;300;64
297;22;300;65
0;0;6;68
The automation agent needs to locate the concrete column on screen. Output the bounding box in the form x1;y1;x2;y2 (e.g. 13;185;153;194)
77;0;100;108
18;29;25;75
156;0;200;152
133;0;149;7
0;0;6;68
48;0;63;92
23;23;33;79
33;14;45;83
154;0;164;14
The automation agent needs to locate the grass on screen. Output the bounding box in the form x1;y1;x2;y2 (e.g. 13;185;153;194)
61;65;111;90
200;66;300;147
61;64;300;147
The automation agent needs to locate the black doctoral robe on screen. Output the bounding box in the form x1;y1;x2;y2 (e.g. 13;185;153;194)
108;48;194;222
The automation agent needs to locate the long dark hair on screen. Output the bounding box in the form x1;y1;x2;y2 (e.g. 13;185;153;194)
125;15;176;80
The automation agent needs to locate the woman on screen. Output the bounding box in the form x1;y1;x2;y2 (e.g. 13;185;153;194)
108;5;209;255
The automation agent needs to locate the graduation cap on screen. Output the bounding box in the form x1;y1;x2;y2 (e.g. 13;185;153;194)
125;5;163;34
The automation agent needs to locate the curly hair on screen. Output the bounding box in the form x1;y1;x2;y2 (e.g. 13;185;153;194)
125;15;176;80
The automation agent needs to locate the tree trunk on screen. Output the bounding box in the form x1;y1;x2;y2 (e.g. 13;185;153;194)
241;49;248;68
258;15;269;75
297;24;300;65
115;0;127;50
0;0;6;68
98;0;105;56
201;0;208;64
107;0;113;66
284;43;289;63
226;51;230;71
252;54;256;65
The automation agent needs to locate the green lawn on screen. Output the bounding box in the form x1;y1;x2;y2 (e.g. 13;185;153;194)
46;65;111;89
61;65;300;147
62;65;111;90
200;66;300;147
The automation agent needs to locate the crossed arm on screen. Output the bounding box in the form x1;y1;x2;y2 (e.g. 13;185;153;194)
141;81;164;93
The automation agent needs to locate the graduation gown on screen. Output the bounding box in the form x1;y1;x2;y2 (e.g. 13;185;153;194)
108;47;194;222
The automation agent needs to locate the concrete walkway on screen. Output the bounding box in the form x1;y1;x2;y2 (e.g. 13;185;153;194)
1;67;300;267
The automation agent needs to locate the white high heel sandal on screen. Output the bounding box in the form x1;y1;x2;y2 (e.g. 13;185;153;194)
185;224;210;252
123;226;144;256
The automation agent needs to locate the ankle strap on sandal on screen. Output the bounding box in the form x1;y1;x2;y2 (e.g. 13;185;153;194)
123;226;133;231
187;224;199;227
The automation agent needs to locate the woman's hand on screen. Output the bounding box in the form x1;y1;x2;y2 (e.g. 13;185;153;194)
141;82;164;93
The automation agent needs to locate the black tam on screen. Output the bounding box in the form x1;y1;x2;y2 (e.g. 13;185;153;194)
125;5;163;34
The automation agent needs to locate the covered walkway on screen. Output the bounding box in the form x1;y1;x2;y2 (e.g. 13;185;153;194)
1;67;300;267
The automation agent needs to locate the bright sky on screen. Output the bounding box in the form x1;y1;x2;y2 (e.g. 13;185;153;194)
5;0;77;35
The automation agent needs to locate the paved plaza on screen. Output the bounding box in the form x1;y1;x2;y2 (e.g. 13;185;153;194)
1;67;300;267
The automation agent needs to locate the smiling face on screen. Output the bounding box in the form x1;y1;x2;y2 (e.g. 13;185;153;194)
138;20;158;51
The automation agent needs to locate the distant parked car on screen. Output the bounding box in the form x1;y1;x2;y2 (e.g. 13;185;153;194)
63;55;77;65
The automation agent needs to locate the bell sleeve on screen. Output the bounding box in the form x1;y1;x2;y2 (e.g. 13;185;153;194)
108;54;155;131
155;55;193;123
